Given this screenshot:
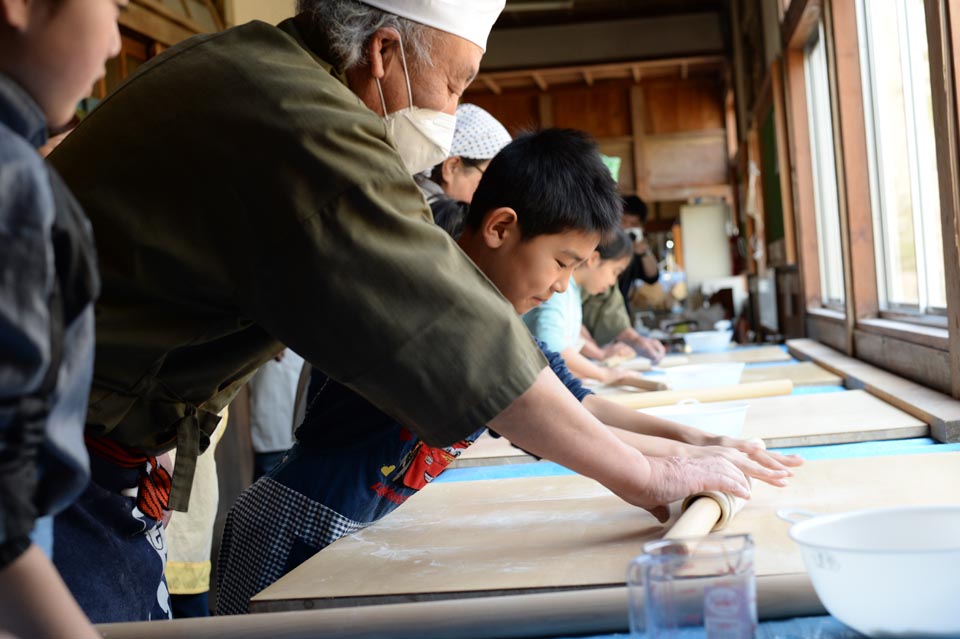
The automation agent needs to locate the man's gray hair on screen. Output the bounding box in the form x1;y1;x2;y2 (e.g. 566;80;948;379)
297;0;435;71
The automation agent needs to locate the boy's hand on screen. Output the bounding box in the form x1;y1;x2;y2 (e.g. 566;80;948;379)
689;445;793;488
634;335;666;363
704;435;804;471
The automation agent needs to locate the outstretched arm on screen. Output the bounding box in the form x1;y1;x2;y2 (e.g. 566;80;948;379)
488;368;751;522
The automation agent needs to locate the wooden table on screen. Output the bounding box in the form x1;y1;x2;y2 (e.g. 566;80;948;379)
251;450;960;613
741;362;841;387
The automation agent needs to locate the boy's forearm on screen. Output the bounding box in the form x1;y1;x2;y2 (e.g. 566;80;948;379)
489;368;654;498
561;348;610;382
607;425;689;457
0;544;99;639
584;395;709;445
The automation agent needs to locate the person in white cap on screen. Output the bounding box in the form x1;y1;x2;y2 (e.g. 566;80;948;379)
46;0;751;622
416;103;513;203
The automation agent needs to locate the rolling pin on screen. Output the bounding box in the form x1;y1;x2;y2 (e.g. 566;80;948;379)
604;379;793;410
664;439;764;540
664;489;748;540
610;376;668;392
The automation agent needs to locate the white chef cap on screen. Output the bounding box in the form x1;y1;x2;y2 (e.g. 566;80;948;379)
451;104;511;160
359;0;505;52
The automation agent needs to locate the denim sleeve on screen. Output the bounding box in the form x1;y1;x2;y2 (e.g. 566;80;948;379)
0;138;55;561
535;339;592;403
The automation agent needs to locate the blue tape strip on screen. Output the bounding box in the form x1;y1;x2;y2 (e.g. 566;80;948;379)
792;384;846;395
439;438;960;483
541;614;862;639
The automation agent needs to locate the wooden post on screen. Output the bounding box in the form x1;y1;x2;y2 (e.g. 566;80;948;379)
926;0;960;399
630;85;649;201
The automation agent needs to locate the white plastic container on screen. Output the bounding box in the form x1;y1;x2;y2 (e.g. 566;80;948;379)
683;330;734;352
646;362;745;391
779;506;960;637
638;400;749;438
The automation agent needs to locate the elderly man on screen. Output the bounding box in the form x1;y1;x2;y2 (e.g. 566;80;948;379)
50;0;752;622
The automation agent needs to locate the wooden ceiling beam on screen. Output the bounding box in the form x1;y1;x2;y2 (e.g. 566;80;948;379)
481;76;502;95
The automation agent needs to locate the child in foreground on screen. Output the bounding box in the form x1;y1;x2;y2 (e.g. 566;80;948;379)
0;1;124;636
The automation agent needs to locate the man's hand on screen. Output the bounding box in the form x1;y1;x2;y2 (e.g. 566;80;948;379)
614;456;752;523
617;327;666;363
687;445;795;488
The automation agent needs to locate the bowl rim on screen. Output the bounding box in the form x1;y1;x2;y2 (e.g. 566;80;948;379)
787;504;960;554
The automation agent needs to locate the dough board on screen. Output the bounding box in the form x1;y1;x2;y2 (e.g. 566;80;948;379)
452;389;927;468
740;362;841;386
252;451;960;612
667;345;792;366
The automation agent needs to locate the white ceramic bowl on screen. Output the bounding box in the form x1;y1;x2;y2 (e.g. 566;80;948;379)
638;401;748;438
683;330;734;353
646;362;745;391
779;506;960;637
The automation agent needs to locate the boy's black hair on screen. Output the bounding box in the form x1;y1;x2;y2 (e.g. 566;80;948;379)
430;196;469;240
597;227;633;261
466;128;622;239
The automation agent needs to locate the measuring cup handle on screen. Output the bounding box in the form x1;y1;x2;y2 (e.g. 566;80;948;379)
777;508;818;524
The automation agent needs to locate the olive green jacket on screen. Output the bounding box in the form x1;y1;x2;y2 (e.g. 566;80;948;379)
52;18;545;509
581;285;631;346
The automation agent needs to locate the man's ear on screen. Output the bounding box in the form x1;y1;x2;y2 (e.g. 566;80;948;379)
481;207;520;248
366;27;402;81
1;0;32;31
440;157;461;185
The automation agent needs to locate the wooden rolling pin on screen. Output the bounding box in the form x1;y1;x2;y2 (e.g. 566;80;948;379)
96;575;823;639
664;489;748;540
604;379;793;410
664;440;762;540
611;376;668;392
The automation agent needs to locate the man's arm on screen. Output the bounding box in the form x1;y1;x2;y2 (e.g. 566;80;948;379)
489;368;751;522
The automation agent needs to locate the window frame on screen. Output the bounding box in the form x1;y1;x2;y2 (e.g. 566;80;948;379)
778;0;960;398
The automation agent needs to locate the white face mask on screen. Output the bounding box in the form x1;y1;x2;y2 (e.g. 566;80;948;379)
376;35;456;175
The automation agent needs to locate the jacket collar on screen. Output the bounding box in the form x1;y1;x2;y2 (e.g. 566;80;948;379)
0;73;48;148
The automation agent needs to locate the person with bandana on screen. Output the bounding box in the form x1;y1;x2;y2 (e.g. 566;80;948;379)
48;0;751;622
415;102;512;205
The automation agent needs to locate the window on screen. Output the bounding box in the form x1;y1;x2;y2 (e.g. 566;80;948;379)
804;23;845;308
857;0;946;319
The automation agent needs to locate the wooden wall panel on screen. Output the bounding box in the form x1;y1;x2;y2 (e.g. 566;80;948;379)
645;131;728;188
465;91;541;137
551;81;632;138
644;80;725;133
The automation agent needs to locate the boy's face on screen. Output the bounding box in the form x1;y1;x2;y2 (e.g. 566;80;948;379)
2;0;124;126
461;207;600;315
579;254;632;296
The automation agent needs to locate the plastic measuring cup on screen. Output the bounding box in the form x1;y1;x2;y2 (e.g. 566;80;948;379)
627;533;757;638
